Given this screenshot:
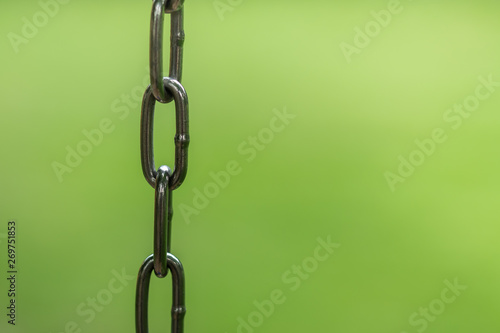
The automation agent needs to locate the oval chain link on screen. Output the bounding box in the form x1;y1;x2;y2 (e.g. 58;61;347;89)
153;165;172;278
136;253;186;333
150;0;185;103
140;77;189;190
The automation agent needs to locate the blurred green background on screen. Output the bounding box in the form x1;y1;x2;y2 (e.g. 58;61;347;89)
1;0;500;332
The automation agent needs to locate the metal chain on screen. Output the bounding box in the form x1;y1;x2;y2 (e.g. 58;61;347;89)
136;0;188;332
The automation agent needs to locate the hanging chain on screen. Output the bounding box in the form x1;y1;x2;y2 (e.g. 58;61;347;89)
136;0;189;332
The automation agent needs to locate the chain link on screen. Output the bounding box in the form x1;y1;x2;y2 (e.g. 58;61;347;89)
136;0;189;331
153;165;172;278
136;253;186;333
140;78;189;190
150;0;185;103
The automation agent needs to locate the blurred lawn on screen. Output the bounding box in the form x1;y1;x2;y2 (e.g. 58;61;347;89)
1;0;500;332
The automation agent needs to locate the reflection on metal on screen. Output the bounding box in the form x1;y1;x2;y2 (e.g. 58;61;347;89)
136;254;186;333
134;0;190;331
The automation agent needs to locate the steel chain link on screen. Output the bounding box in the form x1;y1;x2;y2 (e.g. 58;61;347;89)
136;0;188;332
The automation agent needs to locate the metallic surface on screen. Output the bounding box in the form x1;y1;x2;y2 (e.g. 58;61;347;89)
150;0;185;103
140;77;190;190
164;0;184;13
154;165;173;278
136;253;186;333
136;0;190;331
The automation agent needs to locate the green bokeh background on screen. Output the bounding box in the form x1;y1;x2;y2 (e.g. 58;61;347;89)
1;0;500;332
